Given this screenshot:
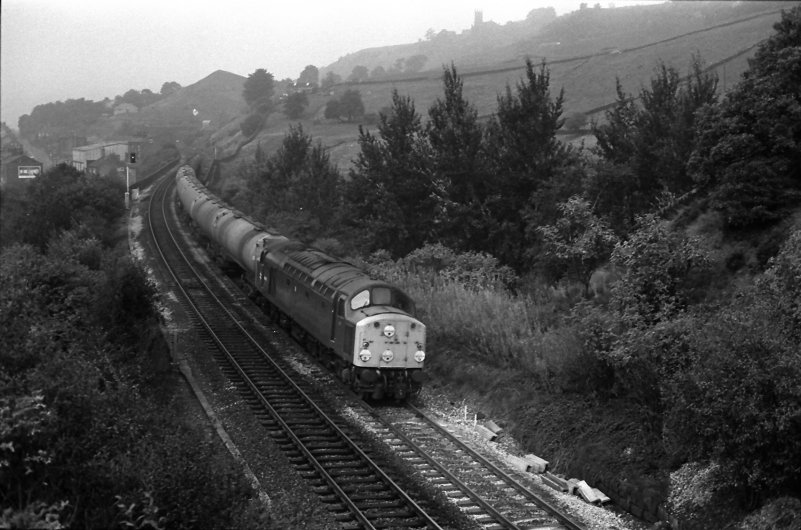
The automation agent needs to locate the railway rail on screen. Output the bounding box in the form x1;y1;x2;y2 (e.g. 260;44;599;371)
372;404;586;530
145;170;591;530
148;174;443;529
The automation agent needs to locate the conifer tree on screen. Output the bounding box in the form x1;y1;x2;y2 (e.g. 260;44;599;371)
483;59;572;270
343;90;434;256
426;64;488;250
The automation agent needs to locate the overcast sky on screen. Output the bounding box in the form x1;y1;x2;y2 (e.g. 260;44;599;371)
1;0;662;128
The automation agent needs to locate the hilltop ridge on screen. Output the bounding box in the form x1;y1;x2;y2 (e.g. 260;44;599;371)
140;70;247;128
322;1;790;83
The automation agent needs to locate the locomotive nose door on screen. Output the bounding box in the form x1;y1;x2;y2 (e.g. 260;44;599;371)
331;295;345;344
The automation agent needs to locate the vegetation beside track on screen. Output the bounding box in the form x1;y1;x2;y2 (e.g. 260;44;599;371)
209;10;801;526
0;165;265;529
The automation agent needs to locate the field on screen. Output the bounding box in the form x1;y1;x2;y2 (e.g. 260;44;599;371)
218;2;789;173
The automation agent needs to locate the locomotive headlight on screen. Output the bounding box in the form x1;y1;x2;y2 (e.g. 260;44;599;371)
359;349;372;362
414;350;426;363
383;325;395;338
381;349;394;362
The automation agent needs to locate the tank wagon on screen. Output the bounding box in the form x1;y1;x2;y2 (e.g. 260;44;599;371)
175;165;426;399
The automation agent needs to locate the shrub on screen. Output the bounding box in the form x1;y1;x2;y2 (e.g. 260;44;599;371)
239;112;264;137
381;243;517;291
0;234;258;529
661;230;801;499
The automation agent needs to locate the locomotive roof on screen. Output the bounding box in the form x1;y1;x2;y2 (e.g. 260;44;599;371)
263;239;388;296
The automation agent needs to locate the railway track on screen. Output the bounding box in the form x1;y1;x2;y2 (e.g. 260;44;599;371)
371;404;586;530
148;174;443;529
145;170;590;530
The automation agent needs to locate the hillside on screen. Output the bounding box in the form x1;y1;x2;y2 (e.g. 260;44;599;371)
205;7;801;527
139;69;247;128
216;1;796;174
321;7;558;79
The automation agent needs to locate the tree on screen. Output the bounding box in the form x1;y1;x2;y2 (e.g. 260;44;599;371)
370;65;387;79
15;164;124;249
689;7;801;229
139;88;160;107
320;71;341;91
324;98;341;120
297;65;319;87
594;79;638;164
425;64;488;250
593;214;707;408
244;125;341;240
120;89;144;108
160;81;181;96
343;90;434;256
239;112;264;136
483;58;572;270
243;68;275;114
405;54;428;73
537;196;618;296
0;239;260;529
339;89;365;122
348;65;369;83
610;214;707;328
17;98;105;140
590;56;718;231
659;230;801;497
390;58;405;73
283;92;309;119
322;91;364;122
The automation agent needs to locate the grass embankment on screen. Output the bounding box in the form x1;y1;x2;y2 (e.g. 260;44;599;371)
381;269;668;515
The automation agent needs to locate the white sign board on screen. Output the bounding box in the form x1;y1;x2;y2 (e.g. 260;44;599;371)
18;166;41;179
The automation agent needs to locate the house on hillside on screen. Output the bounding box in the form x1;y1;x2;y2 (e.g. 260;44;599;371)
1;154;43;189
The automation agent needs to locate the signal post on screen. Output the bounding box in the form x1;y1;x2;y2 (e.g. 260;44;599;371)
125;149;137;208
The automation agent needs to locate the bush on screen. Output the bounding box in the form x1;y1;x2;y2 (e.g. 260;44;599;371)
239;112;264;137
373;243;517;291
661;230;801;499
0;233;259;529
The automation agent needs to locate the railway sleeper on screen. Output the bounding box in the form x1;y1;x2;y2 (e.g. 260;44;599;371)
360;507;416;518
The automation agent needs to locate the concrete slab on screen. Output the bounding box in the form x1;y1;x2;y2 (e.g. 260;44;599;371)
523;453;549;473
541;472;568;492
474;424;498;442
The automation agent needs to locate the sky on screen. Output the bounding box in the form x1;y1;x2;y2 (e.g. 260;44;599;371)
1;0;663;128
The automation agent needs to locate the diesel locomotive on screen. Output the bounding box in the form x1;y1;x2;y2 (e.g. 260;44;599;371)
174;165;426;400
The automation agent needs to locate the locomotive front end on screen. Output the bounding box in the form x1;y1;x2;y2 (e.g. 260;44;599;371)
352;313;426;400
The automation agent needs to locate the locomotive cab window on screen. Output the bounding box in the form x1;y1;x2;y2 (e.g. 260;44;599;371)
351;289;370;310
372;287;391;306
348;287;415;314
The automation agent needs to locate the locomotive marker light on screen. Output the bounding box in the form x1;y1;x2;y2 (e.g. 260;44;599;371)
383;325;395;338
415;350;426;363
381;350;394;362
359;349;372;362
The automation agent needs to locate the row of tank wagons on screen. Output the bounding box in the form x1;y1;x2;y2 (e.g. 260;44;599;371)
174;165;427;400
